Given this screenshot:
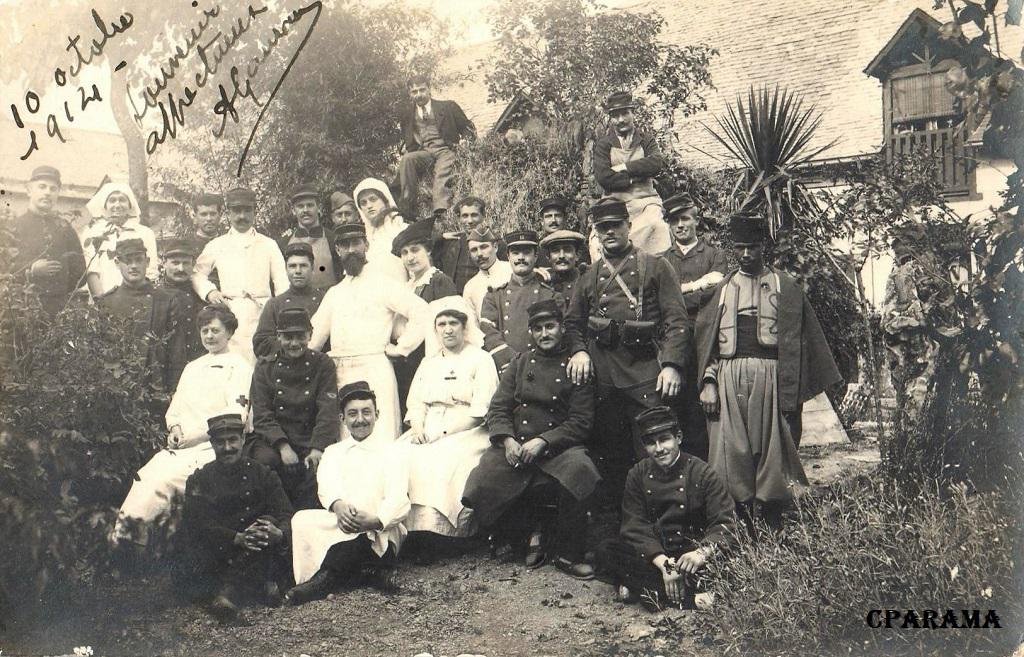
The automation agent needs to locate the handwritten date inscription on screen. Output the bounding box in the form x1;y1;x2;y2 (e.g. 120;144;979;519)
8;2;322;176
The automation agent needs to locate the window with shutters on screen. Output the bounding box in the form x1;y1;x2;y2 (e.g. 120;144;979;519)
884;60;977;197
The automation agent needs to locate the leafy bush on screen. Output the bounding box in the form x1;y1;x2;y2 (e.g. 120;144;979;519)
697;476;1023;657
0;228;165;622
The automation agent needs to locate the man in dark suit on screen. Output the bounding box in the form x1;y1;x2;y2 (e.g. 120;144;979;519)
397;74;476;218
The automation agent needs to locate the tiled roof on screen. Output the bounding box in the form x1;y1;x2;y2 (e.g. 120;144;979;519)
436;0;1024;168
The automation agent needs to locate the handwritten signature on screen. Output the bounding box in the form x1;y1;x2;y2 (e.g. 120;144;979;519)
130;1;322;175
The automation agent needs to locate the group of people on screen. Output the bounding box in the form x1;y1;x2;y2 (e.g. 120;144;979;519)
8;85;843;623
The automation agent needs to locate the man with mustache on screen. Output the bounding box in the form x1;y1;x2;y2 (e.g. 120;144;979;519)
278;183;340;290
535;196;569;269
590;91;671;260
192;187;289;365
595;406;735;611
248;307;339;510
252;242;326;359
480;230;563;372
177;412;293;623
462;225;514;320
435;196;508;294
309;223;428;439
695;212;842;530
157;238;205;361
659;192;728;462
539;229;589;300
286;381;410;604
10;165;87;314
98;238;190;392
463;299;600;580
564;198;691;509
329;191;359;226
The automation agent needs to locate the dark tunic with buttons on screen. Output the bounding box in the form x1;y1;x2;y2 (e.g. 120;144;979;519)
620;453;736;561
480;273;563;371
549;264;588;303
251;286;325;359
660;240;728;320
250;347;340;453
11;209;87;314
97;280;189;391
565;244;692;391
462;341;600;525
159;277;205;361
179;457;293;574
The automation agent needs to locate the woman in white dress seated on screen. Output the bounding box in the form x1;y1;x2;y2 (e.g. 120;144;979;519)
399;296;499;537
110;304;253;547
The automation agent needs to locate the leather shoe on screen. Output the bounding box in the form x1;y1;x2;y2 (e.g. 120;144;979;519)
615;584;639;603
553;557;595;580
366;566;400;593
524;532;546;570
283;568;338;606
208;594;240;624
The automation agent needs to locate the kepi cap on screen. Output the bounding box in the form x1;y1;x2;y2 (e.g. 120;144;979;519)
589;197;629;225
276;307;312;334
207;413;245;436
603;91;637;113
527;298;563;327
30;166;62;185
114;238;147;258
728;210;767;243
333;222;367;243
635;406;679;439
290;183;319;204
194;192;223;208
503;229;540;249
159;237;197;258
538;195;568;214
224;187;257;209
338;380;376;409
663;192;697;221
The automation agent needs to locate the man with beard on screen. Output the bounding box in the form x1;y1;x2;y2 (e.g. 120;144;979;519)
309;223;428;439
565;198;690;507
463;300;600;579
192;187;289;365
435;196;507;294
11;165;87;314
659;193;727;461
595;406;735;611
177;413;293;623
158;238;205;361
192;193;224;248
278;183;339;290
252;242;326;359
462;225;513;320
696;212;841;530
248;307;339;510
98;238;189;392
397;73;476;218
591;92;671;260
286;381;410;604
480;230;563;372
539;230;589;301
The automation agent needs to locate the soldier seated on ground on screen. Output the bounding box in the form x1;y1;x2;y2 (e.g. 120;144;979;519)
596;406;736;611
176;413;293;624
286;382;411;605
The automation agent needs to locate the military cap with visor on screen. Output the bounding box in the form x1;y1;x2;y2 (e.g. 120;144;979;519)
635;405;679;439
503;229;540;249
114;238;148;258
589;197;630;226
207;412;246;436
527;298;563;327
224;187;257;209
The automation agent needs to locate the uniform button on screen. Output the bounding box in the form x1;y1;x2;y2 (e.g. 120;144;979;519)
279;406;285;410
504;315;510;320
276;379;281;383
648;475;653;479
522;420;528;425
551;395;557;400
504;330;510;335
555;378;561;383
304;390;310;395
678;487;684;491
679;504;685;509
646;490;652;494
530;359;535;363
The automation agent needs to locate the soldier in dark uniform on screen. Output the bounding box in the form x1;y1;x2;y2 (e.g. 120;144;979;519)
97;238;189;392
10;165;87;314
277;183;340;290
595;406;735;610
177;413;293;623
659;193;728;462
538;229;589;301
434;196;507;293
564;197;691;507
463;299;600;579
252;242;326;359
158;237;205;361
480;230;563;372
248;307;340;509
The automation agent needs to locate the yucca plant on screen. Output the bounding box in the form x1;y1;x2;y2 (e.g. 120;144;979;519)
703;85;836;237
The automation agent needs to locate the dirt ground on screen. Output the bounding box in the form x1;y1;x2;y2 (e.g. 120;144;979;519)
5;441;880;657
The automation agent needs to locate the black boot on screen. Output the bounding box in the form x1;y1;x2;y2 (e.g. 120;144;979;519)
283;568;339;606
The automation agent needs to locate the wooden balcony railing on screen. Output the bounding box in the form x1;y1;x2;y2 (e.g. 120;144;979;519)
887;125;976;197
